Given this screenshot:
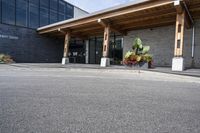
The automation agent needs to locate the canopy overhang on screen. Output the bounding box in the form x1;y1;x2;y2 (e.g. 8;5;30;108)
37;0;200;38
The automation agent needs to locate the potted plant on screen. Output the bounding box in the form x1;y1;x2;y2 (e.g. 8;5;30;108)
124;37;153;69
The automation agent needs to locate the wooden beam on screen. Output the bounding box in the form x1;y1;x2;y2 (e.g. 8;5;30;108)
97;19;127;35
63;32;71;58
174;11;185;57
58;28;67;34
102;25;110;57
119;15;176;30
38;0;174;34
112;11;176;26
174;0;193;28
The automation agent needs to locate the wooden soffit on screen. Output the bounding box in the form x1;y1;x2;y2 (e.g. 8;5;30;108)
37;0;200;37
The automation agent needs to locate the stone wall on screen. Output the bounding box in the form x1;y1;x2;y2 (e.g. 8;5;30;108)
123;20;200;68
0;24;64;63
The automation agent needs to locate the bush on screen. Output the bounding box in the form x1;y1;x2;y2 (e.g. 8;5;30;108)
0;54;14;64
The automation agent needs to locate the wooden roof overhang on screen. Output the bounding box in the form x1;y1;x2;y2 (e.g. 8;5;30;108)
37;0;200;39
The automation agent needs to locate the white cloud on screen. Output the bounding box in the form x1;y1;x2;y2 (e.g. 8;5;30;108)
65;0;134;13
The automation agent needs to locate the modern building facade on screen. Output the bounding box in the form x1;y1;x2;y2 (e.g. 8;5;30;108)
37;0;200;71
1;0;200;71
0;0;88;62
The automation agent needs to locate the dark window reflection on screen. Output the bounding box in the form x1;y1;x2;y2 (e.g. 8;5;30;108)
16;0;28;27
2;0;15;25
40;7;49;27
0;0;75;28
29;3;39;28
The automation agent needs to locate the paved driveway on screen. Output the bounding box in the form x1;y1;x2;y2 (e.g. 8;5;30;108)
0;65;200;133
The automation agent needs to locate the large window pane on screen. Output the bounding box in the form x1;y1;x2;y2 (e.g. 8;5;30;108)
2;0;15;25
58;13;64;21
0;0;2;23
59;0;65;13
40;0;49;8
29;0;39;5
65;3;74;18
40;7;49;26
50;0;57;11
50;10;57;24
29;4;39;28
16;0;28;27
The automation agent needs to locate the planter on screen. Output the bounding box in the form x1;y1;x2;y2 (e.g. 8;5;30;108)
125;61;151;69
138;61;151;69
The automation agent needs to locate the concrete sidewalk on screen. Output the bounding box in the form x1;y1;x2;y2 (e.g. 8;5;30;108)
2;63;200;77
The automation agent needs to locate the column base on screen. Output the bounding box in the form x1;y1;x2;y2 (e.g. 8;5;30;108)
172;57;184;71
100;58;110;67
62;57;69;65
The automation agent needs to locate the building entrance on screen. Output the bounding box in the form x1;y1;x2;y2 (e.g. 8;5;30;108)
89;35;123;65
69;40;85;64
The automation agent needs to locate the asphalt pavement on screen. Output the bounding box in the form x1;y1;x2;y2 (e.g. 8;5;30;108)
0;64;200;133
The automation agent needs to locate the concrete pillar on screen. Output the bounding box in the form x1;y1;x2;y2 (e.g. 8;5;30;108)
100;25;110;67
62;32;71;65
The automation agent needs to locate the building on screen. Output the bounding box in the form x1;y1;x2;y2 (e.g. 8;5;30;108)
0;0;88;63
37;0;200;71
1;0;200;71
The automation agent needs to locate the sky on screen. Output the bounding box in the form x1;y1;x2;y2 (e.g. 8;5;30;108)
65;0;135;13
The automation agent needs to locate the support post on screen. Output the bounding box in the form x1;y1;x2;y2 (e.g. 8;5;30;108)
62;32;71;65
172;11;185;71
100;25;111;67
85;40;89;64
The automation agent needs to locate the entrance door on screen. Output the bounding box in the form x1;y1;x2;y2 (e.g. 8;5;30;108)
95;38;103;64
69;40;85;64
109;36;123;65
88;36;123;65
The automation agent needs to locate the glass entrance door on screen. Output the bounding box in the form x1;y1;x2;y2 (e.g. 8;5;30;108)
88;35;123;65
109;36;123;65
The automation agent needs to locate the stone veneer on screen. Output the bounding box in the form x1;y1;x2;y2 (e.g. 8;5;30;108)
123;20;200;68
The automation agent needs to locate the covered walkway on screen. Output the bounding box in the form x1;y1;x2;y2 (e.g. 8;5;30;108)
37;0;200;71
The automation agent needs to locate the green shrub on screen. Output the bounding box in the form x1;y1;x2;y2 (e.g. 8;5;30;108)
0;54;14;64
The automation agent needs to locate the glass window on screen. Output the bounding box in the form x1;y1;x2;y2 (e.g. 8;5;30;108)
2;0;15;25
29;0;39;5
40;0;49;8
29;4;39;28
65;3;73;18
40;7;49;26
16;0;28;27
50;0;57;11
65;15;72;20
0;0;2;23
58;13;65;21
50;10;57;24
59;0;65;13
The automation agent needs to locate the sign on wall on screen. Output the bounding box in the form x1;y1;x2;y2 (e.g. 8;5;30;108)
0;34;19;40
